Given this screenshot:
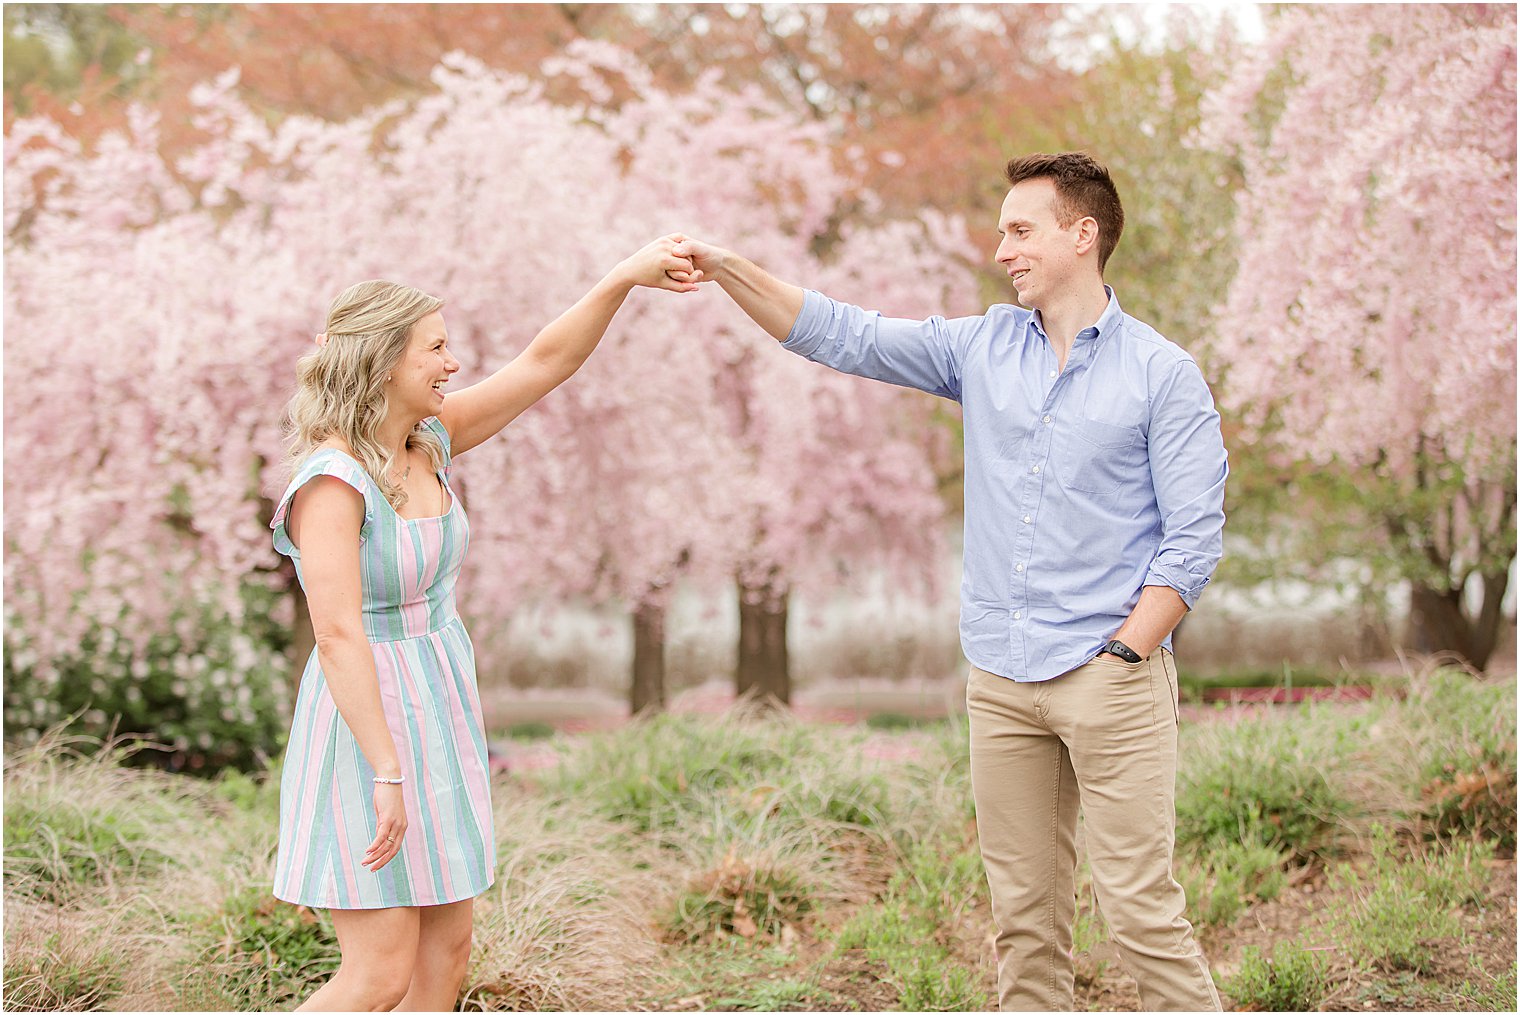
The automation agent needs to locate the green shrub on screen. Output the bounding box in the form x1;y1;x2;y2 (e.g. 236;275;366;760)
1224;942;1329;1011
4;800;178;903
1177;711;1357;859
543;713;808;832
2;738;217;904
777;771;894;831
3;584;291;774
1331;826;1493;973
203;887;340;1007
899;959;985;1011
1405;673;1517;855
667;846;816;943
1176;841;1288;928
830;838;993;1010
1449;963;1518;1011
712;977;822;1011
865;712;941;731
504;720;557;741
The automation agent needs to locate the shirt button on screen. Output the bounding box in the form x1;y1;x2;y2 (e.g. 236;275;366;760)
1013;611;1022;620
1043;414;1052;424
1048;370;1057;378
1031;465;1040;474
1023;515;1032;524
1016;563;1025;573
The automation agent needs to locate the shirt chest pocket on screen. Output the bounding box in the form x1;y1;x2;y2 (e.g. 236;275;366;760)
1055;417;1145;496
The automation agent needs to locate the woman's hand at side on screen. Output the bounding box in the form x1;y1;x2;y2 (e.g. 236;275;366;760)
362;782;408;872
614;234;703;293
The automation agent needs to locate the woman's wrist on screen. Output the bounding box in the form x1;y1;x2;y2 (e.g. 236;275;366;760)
602;261;640;294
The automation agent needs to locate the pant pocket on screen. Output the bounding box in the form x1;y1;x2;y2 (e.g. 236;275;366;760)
1159;650;1180;726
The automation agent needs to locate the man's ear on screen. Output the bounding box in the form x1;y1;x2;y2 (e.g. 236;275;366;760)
1074;216;1100;257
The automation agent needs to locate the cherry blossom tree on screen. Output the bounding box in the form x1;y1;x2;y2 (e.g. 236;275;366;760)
1196;4;1517;667
5;44;968;727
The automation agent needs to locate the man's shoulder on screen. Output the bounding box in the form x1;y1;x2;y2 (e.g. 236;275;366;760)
1115;312;1199;371
986;301;1034;326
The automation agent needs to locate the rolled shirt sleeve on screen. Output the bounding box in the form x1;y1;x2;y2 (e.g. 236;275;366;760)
1143;357;1228;609
782;289;971;402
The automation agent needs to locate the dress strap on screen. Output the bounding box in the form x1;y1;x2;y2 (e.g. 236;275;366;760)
270;450;376;557
419;416;453;476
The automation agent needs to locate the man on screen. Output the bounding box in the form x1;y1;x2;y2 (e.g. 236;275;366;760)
670;151;1227;1011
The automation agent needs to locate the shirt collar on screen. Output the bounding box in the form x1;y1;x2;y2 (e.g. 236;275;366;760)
1028;285;1123;346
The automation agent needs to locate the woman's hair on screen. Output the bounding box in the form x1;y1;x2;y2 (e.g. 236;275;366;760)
283;279;447;511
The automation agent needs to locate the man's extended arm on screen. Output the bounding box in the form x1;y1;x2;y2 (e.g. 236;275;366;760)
670;237;804;341
671;235;972;401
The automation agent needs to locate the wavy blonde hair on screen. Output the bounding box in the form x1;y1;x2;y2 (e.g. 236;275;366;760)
283;280;447;511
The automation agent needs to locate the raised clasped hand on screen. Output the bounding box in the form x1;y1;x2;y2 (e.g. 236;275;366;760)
620;234;703;293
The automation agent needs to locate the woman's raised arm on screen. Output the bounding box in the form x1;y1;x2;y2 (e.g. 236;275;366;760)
437;235;698;456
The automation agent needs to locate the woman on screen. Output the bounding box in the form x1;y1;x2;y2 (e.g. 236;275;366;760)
269;236;699;1011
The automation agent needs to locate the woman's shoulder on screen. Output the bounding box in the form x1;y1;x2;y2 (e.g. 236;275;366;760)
286;443;373;502
311;436;356;458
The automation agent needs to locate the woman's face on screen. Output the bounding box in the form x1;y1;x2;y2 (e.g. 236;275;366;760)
384;310;460;422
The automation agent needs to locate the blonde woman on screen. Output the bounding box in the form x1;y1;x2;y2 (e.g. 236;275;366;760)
269;237;698;1011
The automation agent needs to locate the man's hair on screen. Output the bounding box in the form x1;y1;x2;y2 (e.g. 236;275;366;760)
1004;152;1124;272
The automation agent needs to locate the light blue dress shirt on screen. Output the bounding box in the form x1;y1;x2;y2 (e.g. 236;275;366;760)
783;287;1228;682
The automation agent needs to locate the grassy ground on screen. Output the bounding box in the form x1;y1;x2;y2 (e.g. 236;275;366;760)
3;666;1514;1012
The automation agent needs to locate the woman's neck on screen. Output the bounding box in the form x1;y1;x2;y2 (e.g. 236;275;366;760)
376;415;415;463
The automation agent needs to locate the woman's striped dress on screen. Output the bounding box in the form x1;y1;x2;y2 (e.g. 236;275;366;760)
269;416;494;909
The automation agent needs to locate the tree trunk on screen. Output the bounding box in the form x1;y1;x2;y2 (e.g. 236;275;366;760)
630;599;667;715
736;580;790;707
1407;567;1511;671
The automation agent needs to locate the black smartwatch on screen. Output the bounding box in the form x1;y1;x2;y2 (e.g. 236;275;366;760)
1099;638;1142;663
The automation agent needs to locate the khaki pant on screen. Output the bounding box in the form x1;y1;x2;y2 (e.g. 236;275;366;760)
966;650;1221;1012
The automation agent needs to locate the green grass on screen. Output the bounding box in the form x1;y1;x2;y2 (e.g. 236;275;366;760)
1447;963;1518;1011
1176;841;1288;927
1176;705;1361;859
503;720;557;741
1;927;127;1011
711;975;826;1010
5;671;1514;1013
1401;672;1518;854
1175;664;1361;702
1223;942;1330;1011
829;837;992;1011
864;712;944;731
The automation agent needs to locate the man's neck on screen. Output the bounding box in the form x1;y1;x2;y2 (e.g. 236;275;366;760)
1033;280;1111;369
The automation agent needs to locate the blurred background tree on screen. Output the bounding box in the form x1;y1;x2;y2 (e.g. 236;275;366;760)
1196;3;1517;669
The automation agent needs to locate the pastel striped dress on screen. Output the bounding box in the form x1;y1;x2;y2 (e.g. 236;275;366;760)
269;416;495;909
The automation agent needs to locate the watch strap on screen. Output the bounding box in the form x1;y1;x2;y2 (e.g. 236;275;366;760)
1101;639;1143;663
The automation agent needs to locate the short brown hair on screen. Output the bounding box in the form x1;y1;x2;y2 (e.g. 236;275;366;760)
1004;152;1124;272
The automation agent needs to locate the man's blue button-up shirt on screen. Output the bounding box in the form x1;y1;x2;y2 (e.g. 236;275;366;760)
783;287;1228;683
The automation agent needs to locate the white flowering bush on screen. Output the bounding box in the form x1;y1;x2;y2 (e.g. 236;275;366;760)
3;583;291;773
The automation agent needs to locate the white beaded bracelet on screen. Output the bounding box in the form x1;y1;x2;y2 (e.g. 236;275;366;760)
373;775;405;785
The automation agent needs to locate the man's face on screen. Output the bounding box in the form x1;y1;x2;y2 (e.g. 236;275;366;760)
994;179;1086;309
